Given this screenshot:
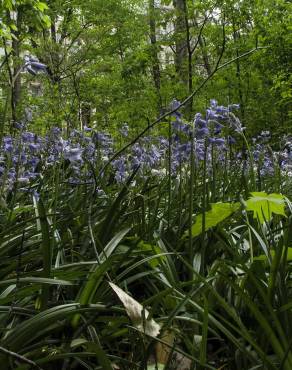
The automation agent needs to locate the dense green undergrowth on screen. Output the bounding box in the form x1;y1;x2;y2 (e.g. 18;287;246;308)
0;129;292;370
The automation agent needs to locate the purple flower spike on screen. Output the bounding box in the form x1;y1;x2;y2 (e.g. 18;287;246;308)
83;126;92;132
214;122;224;135
228;136;236;145
119;123;129;137
64;147;83;162
196;127;209;139
3;137;13;152
22;132;35;143
213;138;225;147
30;61;47;71
228;104;240;111
194;113;207;128
210;99;218;108
171;99;181;110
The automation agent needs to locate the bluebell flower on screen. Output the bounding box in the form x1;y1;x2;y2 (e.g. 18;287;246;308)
83;126;92;132
112;158;127;183
28;157;39;169
260;157;274;176
213;138;225;147
194;113;207;128
64;147;83;162
24;55;47;75
214;122;224;135
228;104;240;111
215;106;229;115
29;143;41;152
210;99;218;108
3;137;13;152
171;99;181;110
51;127;61;137
206;108;217;120
196;127;209;139
14;122;25;130
227;136;236;145
83;143;95;159
119;123;129;137
228;113;244;133
196;148;205;161
158;137;169;148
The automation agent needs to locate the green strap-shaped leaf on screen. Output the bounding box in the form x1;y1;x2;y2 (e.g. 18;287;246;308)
71;228;130;328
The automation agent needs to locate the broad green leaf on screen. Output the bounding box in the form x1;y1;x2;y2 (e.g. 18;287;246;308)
138;241;163;267
254;247;292;263
41;14;51;27
109;282;161;337
147;365;165;370
35;1;49;12
3;0;13;11
245;192;286;223
185;202;240;238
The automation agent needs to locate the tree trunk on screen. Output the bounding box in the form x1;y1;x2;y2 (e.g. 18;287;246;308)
198;34;212;76
149;0;162;114
173;0;188;94
8;10;22;125
232;17;245;119
182;0;193;117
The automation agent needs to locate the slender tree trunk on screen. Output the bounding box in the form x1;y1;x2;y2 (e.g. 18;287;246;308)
149;0;162;113
183;0;193;116
198;34;212;76
173;0;188;94
51;18;57;43
80;102;91;128
232;17;245;119
8;10;22;126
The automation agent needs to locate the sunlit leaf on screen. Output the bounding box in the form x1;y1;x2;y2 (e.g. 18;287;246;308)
254;247;292;263
185;202;240;238
245;192;286;223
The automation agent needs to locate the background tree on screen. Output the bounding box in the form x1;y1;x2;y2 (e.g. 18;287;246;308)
0;0;290;138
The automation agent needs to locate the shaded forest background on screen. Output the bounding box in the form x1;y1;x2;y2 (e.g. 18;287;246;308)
0;0;291;140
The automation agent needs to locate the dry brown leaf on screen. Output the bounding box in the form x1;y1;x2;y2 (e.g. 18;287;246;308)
109;282;161;337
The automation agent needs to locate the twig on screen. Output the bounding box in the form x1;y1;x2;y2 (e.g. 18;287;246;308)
0;345;43;369
0;51;11;71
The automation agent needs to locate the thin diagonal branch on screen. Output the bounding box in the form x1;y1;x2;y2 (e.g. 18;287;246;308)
98;46;266;177
0;345;43;369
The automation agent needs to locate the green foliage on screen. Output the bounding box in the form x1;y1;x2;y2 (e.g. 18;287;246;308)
254;247;292;263
245;191;286;223
186;202;240;238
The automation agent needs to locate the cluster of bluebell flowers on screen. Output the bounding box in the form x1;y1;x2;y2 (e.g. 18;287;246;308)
1;100;290;195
